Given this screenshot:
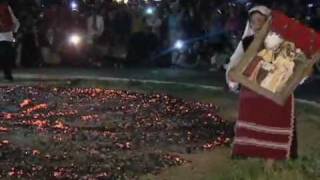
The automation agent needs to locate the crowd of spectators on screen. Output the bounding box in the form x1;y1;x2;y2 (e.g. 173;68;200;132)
7;0;320;70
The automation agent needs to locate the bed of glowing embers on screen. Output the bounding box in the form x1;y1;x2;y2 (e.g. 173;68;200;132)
0;86;232;179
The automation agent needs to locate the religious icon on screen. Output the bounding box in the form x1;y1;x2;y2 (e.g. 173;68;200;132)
242;32;305;94
260;42;299;93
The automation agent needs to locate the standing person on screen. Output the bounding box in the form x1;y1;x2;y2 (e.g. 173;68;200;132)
0;0;19;81
168;1;184;66
19;11;39;67
226;6;299;168
146;11;162;38
87;8;104;46
87;7;104;64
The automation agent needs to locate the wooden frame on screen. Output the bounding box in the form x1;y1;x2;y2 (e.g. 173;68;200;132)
229;19;316;105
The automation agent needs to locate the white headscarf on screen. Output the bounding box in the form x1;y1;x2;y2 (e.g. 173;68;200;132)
226;6;271;85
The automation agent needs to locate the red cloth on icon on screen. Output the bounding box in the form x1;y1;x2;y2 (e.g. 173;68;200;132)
0;4;14;32
271;10;320;58
243;56;262;78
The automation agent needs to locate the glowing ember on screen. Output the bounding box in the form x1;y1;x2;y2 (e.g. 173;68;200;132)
32;149;40;156
0;127;9;132
3;113;13;120
20;99;32;108
24;104;48;114
81;114;99;121
53;121;67;130
30;120;48;128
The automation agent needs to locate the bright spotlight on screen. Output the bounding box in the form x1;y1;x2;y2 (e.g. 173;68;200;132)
145;7;154;15
69;34;82;46
70;1;78;11
174;40;184;49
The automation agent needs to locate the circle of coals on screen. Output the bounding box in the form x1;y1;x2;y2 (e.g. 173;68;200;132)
0;86;232;179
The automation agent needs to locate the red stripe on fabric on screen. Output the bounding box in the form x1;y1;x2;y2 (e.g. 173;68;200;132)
237;120;291;134
232;143;288;160
236;127;290;144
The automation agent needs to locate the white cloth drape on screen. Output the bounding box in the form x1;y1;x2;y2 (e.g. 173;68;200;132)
226;6;271;87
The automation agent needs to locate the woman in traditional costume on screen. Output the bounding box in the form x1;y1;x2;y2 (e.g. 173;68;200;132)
226;6;298;167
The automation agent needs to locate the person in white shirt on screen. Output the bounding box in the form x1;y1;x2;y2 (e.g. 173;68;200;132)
0;1;19;81
146;11;162;38
87;9;104;45
86;8;104;65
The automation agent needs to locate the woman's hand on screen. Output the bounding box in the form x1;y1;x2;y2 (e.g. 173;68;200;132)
228;81;239;93
311;51;320;64
299;77;308;85
226;68;239;93
299;51;320;85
